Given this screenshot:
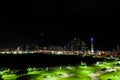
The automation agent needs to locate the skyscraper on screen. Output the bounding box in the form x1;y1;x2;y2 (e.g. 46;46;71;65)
91;37;94;53
80;41;87;52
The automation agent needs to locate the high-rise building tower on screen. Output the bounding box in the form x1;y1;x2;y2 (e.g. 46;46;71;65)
80;41;87;52
91;37;94;53
71;40;73;51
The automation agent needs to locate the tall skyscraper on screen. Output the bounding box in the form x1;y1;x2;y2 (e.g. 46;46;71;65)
80;41;87;52
91;37;94;53
71;40;73;51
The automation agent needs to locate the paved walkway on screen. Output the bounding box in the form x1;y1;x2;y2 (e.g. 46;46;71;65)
88;71;106;80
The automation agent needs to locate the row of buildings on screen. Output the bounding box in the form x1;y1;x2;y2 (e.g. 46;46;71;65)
0;37;93;54
66;37;87;51
17;37;89;52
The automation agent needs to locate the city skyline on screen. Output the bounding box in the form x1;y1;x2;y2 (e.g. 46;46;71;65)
1;22;120;51
0;31;119;51
1;0;120;50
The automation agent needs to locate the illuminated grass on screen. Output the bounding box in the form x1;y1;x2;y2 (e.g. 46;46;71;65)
2;58;120;80
17;74;40;80
36;73;59;80
98;71;120;80
77;66;97;73
2;74;17;80
27;71;41;75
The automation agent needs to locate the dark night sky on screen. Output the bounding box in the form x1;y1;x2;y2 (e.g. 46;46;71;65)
0;0;120;50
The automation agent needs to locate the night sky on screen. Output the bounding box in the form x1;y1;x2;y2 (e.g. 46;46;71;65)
0;0;120;50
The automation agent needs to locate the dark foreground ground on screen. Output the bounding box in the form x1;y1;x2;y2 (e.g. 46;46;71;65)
0;53;105;69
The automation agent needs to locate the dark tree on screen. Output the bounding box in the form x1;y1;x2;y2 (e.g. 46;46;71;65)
16;69;28;76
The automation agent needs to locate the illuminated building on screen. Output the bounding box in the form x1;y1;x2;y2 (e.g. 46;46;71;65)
67;37;86;51
91;37;94;53
80;41;87;52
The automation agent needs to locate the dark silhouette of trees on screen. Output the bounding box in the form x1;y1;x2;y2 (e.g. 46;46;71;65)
16;69;28;77
0;75;3;80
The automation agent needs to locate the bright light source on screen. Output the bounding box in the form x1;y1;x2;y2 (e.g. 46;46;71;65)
57;51;63;54
13;51;17;54
18;51;22;54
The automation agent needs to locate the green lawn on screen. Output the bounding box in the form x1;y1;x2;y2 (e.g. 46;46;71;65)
2;59;120;80
98;61;120;80
98;71;120;80
2;74;17;80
